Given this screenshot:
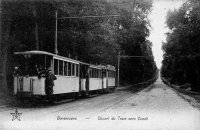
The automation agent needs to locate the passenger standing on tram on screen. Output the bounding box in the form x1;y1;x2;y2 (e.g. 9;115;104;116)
45;69;57;102
35;64;45;78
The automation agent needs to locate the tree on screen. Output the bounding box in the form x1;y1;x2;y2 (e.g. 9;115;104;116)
162;0;200;91
0;0;57;95
0;0;157;95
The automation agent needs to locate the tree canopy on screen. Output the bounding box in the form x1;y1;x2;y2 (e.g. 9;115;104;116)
0;0;157;93
162;0;200;91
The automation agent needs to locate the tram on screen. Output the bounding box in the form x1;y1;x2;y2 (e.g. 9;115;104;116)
13;50;116;100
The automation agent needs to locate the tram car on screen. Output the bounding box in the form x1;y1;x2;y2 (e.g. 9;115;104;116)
13;51;116;100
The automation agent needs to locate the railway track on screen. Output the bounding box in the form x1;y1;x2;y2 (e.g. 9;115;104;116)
0;83;155;123
0;83;153;117
0;92;112;115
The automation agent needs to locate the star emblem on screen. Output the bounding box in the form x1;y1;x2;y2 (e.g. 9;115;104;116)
10;109;22;121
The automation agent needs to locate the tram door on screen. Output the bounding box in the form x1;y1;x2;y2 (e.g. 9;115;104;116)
80;64;89;94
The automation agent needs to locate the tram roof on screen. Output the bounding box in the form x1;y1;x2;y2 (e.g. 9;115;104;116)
14;50;80;64
105;65;116;71
89;64;105;69
14;50;115;70
15;50;55;56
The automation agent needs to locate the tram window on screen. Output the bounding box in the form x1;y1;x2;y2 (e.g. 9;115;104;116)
64;61;68;76
110;71;115;77
76;64;79;77
68;62;71;76
99;70;101;78
91;69;93;77
72;63;75;76
89;69;91;77
89;69;92;77
96;70;98;78
59;60;63;75
99;70;101;77
93;69;95;78
45;55;51;69
92;69;95;78
54;59;58;75
91;69;93;78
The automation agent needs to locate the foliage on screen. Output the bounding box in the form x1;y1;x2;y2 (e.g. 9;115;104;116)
0;0;157;91
162;0;200;91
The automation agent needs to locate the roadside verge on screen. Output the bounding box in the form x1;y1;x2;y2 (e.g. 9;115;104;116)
161;77;200;95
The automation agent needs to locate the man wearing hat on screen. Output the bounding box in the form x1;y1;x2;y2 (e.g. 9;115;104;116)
45;69;57;102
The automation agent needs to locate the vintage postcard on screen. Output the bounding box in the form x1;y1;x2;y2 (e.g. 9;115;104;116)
0;0;200;130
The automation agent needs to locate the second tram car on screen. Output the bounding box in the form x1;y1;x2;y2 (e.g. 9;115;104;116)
13;51;116;101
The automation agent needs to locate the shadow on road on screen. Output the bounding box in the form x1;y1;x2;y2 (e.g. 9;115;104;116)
11;98;76;109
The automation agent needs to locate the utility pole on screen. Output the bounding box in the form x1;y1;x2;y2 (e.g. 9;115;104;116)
143;63;145;83
55;11;58;55
117;51;120;87
33;6;39;50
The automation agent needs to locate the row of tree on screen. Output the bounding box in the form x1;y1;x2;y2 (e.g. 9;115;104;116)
0;0;157;94
161;0;200;91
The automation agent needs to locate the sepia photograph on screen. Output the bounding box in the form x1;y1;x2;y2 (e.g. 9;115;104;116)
0;0;200;129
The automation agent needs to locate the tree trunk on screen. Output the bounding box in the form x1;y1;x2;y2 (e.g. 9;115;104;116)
0;5;11;97
33;6;39;50
35;22;39;50
0;52;8;97
0;0;2;96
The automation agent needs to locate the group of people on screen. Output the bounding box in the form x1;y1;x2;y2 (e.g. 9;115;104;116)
37;67;57;101
14;64;57;102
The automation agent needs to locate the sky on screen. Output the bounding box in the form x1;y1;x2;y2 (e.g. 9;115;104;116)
148;0;185;68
